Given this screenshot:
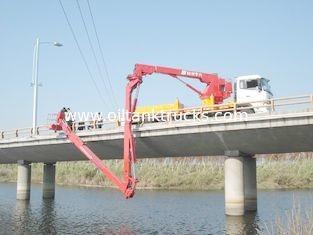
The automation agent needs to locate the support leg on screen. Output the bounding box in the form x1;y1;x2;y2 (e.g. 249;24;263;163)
244;156;257;211
224;155;244;216
43;163;56;199
17;160;31;200
224;150;258;216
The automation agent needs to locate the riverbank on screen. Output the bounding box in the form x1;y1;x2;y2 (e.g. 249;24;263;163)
0;157;312;190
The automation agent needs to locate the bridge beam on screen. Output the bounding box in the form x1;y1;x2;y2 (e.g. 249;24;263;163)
224;150;257;216
43;163;56;199
17;160;31;200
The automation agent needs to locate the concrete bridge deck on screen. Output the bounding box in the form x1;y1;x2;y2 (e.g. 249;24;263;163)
0;111;313;164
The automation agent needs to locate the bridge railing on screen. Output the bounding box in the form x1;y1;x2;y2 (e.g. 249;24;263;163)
0;119;120;140
0;125;50;140
133;94;313;121
1;94;313;141
70;119;120;132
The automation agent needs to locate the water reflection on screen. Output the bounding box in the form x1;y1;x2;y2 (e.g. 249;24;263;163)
38;199;56;234
97;226;134;235
12;199;57;234
14;200;31;234
225;212;261;235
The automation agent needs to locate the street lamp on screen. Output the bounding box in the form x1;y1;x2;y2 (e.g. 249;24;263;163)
31;37;63;136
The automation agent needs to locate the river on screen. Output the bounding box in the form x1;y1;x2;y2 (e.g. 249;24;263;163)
0;182;312;234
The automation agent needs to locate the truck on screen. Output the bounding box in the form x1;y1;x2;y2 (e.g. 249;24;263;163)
134;65;273;118
51;63;273;199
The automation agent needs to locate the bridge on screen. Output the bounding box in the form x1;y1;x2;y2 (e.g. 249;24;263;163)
1;94;313;216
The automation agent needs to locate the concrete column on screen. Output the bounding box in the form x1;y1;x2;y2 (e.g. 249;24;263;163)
17;160;31;200
224;155;244;216
224;150;258;216
244;156;257;211
43;163;56;199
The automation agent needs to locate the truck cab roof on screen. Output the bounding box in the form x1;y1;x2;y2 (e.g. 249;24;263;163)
236;75;262;81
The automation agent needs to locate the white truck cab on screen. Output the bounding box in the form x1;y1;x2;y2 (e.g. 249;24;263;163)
235;75;273;113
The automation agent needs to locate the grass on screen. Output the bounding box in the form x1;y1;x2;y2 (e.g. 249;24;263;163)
265;202;313;235
258;158;313;189
0;156;313;190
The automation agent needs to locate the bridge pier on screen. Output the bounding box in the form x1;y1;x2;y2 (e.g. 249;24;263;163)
43;163;56;199
244;156;257;211
224;150;257;216
16;160;31;200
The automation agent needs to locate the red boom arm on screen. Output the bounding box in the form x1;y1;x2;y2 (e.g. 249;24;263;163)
51;111;136;199
123;64;232;197
51;63;232;199
130;64;232;104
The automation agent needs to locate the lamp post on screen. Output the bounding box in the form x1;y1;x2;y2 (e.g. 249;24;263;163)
31;38;63;136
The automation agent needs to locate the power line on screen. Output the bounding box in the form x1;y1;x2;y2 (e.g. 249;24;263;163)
58;0;110;108
75;0;117;110
86;0;118;108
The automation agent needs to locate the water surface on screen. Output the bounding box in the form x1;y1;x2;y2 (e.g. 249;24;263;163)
0;183;312;234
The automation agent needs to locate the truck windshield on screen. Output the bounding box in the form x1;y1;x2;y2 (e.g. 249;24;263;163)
260;78;271;93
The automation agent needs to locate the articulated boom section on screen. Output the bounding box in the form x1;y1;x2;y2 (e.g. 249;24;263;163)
51;63;231;199
50;112;136;199
122;64;233;198
131;64;232;104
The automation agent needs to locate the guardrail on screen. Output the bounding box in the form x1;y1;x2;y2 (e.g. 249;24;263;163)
1;94;313;141
0;119;120;140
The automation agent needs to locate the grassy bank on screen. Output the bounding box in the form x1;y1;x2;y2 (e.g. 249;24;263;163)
0;157;313;190
265;203;313;235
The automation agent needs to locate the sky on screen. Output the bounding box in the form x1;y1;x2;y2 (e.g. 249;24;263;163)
0;0;313;129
